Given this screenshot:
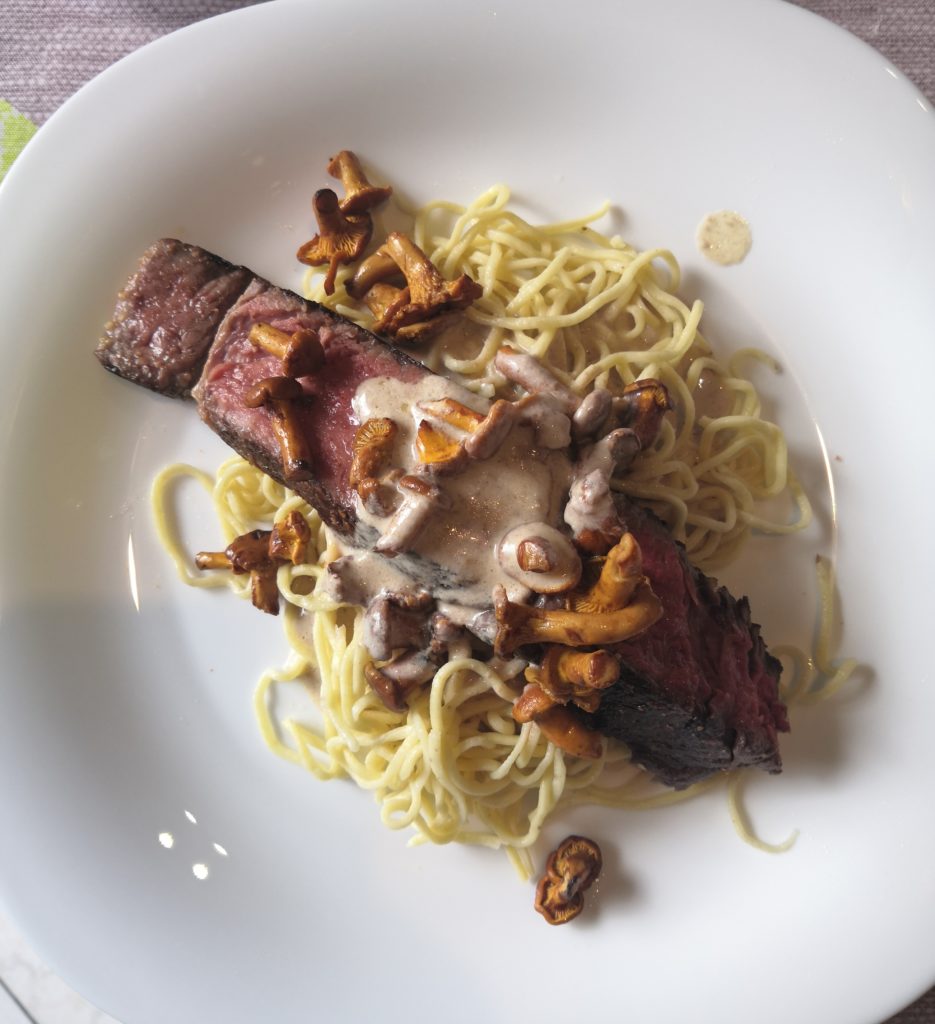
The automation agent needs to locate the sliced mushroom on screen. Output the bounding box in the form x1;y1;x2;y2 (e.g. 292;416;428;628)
493;345;579;415
492;577;662;656
571;387;613;441
296;188;373;295
576;427;641;480
514;393;572;450
349;417;398;512
496;523;582;594
512;683;603;759
374;475;451;557
244;376;314;483
462;399;516;461
525;646;619;713
563;469;625;555
362;283;444;343
248;323;324;378
534;835;603;925
326;150;392;215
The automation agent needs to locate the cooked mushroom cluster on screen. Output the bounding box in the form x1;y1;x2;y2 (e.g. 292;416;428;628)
297;150;482;339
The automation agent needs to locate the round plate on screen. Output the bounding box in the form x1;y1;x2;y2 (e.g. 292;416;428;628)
1;2;933;1022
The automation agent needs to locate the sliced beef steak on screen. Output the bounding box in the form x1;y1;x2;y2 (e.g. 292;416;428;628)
96;239;252;397
589;498;788;788
193;275;426;539
96;239;788;789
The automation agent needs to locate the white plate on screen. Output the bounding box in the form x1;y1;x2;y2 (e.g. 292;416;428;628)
1;2;933;1022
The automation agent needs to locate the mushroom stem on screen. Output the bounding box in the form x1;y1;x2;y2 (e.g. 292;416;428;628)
248;323;324;378
568;533;643;613
326;150;393;215
244;376;314;483
462;399;516;460
494;346;580;414
493;580;662;656
374;475;451;557
571;387;613;440
348;251;404;299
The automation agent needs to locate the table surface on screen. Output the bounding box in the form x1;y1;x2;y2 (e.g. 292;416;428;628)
1;1;933;1022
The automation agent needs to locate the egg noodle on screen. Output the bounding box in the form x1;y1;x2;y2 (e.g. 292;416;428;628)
152;186;854;878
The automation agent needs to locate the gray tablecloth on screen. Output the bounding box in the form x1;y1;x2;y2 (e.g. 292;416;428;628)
1;1;933;1022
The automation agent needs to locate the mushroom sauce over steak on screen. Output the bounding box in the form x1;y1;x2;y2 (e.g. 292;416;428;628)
95;239;788;789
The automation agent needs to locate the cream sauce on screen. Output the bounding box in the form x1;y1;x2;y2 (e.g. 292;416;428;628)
352;375;573;612
696;210;752;266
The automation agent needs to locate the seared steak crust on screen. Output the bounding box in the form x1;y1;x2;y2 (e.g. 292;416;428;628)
591;499;787;788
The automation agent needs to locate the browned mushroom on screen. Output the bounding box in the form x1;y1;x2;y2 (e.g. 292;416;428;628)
326;150;392;215
374;475;451;556
363;591;434;661
512;683;603;759
268;510;312;565
243;376;313;483
365;648;441;713
492;575;662;656
415;420;468;474
369;233;482;338
613;378;671;450
347;250;405;299
525;646;619;713
494;345;579;414
534;835;603;925
563;469;625;555
296;188;373;295
417;397;486;433
248;323;324;378
194;524;304;616
361;283;445;343
571;387;613;440
462;399;517;460
566;532;642;614
349;417;398;511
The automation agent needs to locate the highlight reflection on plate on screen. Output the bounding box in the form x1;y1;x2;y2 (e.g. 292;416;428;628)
0;2;933;1023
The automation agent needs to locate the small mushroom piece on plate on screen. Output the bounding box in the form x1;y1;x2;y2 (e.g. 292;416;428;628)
326;149;392;215
534;835;603;925
613;378;671;450
296;188;373;295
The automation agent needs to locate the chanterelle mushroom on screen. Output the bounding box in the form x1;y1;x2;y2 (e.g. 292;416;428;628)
296;188;373;295
525;646;619;713
244;376;314;484
194;511;309;616
248;323;324;378
512;683;603;759
349;417;398;512
326;150;392;215
492;533;663;654
369;232;482;338
534;835;603;925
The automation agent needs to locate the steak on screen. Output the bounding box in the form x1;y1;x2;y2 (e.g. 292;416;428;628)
96;239;787;789
595;499;787;788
